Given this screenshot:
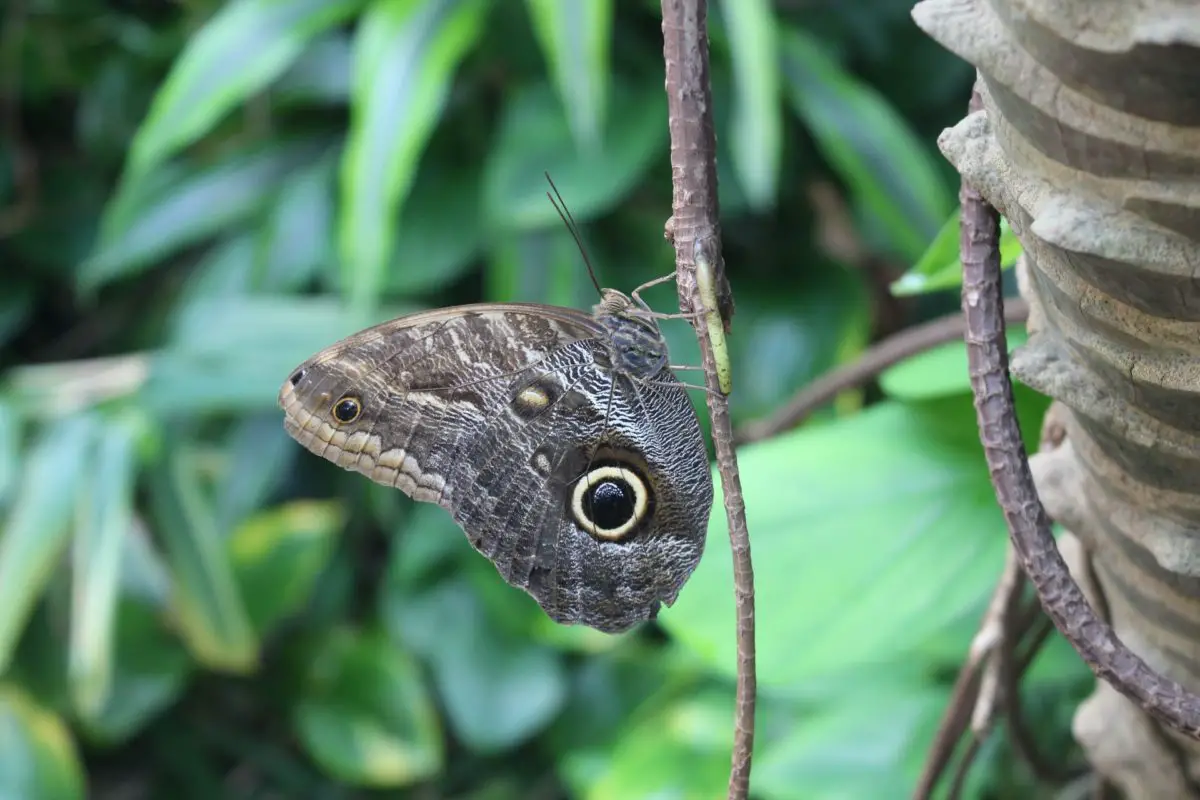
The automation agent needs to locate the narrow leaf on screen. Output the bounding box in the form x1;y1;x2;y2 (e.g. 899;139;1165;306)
0;399;18;508
716;0;780;207
69;412;144;718
780;27;952;261
127;0;364;175
83;141;326;289
340;0;490;311
0;415;98;672
0;684;86;800
482;81;664;230
146;445;258;673
524;0;612;150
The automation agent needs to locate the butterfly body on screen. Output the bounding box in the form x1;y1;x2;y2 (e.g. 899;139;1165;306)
279;289;713;633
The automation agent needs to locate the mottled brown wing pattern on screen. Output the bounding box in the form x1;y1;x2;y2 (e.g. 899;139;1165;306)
445;344;712;632
279;301;713;633
279;305;602;505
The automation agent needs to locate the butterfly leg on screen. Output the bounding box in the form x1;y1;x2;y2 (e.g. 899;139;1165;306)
630;272;677;309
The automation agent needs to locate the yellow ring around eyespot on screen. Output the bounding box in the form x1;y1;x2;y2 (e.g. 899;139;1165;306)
331;396;362;424
570;465;648;541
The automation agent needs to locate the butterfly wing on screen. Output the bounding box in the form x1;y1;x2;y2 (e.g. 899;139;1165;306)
279;303;713;633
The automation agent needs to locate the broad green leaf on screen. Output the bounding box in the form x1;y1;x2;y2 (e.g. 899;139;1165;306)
662;398;1018;685
879;324;1030;401
75;600;192;745
584;688;732;800
387;577;567;752
752;685;947;798
83;140;326;289
0;684;86;800
525;0;612;150
482;80;665;230
780;27;952;261
127;0;364;175
340;0;490;311
146;445;258;672
891;213;1024;296
69;412;144;718
229;501;342;635
0;415;98;672
716;0;780;208
293;627;442;787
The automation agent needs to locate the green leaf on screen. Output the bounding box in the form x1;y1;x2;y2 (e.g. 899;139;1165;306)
127;0;365;175
387;577;567;752
83;140;326;289
215;413;297;531
76;599;192;745
482;80;665;230
891;213;1024;297
662;398;1012;686
256;151;337;291
485;226;600;308
386;158;483;294
340;0;490;311
584;688;732;800
752;685;947;798
146;445;258;672
229;501;342;636
0;684;86;800
0;281;33;349
144;297;415;416
780;27;952;261
879;324;1030;401
0;399;18;508
716;0;780;208
293;627;442;787
0;415;98;672
276;32;354;104
524;0;612;150
69;411;144;718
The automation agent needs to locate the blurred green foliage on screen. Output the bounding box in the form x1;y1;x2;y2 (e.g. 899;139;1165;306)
1;1;1086;797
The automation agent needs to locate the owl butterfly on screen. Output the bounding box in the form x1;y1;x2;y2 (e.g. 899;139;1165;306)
279;185;714;633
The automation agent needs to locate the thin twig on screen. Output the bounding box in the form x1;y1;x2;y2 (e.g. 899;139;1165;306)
736;299;1029;445
959;83;1200;740
660;3;755;797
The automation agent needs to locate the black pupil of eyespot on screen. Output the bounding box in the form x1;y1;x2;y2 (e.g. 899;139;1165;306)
586;480;634;530
335;399;358;421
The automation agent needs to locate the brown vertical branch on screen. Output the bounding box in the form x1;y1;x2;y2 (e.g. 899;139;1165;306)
958;86;1200;740
660;2;756;798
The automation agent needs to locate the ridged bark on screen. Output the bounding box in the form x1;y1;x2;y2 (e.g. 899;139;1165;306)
913;0;1200;795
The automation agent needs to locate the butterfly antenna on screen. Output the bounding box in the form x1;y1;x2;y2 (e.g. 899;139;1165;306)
545;171;604;300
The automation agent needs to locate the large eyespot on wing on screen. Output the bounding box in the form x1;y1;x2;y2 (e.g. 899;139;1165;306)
442;358;714;634
278;304;605;507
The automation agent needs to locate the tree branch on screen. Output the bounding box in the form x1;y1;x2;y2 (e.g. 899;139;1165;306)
735;299;1029;445
660;3;756;797
959;85;1200;741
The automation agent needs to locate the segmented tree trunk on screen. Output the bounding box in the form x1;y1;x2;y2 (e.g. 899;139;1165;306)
912;1;1200;795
